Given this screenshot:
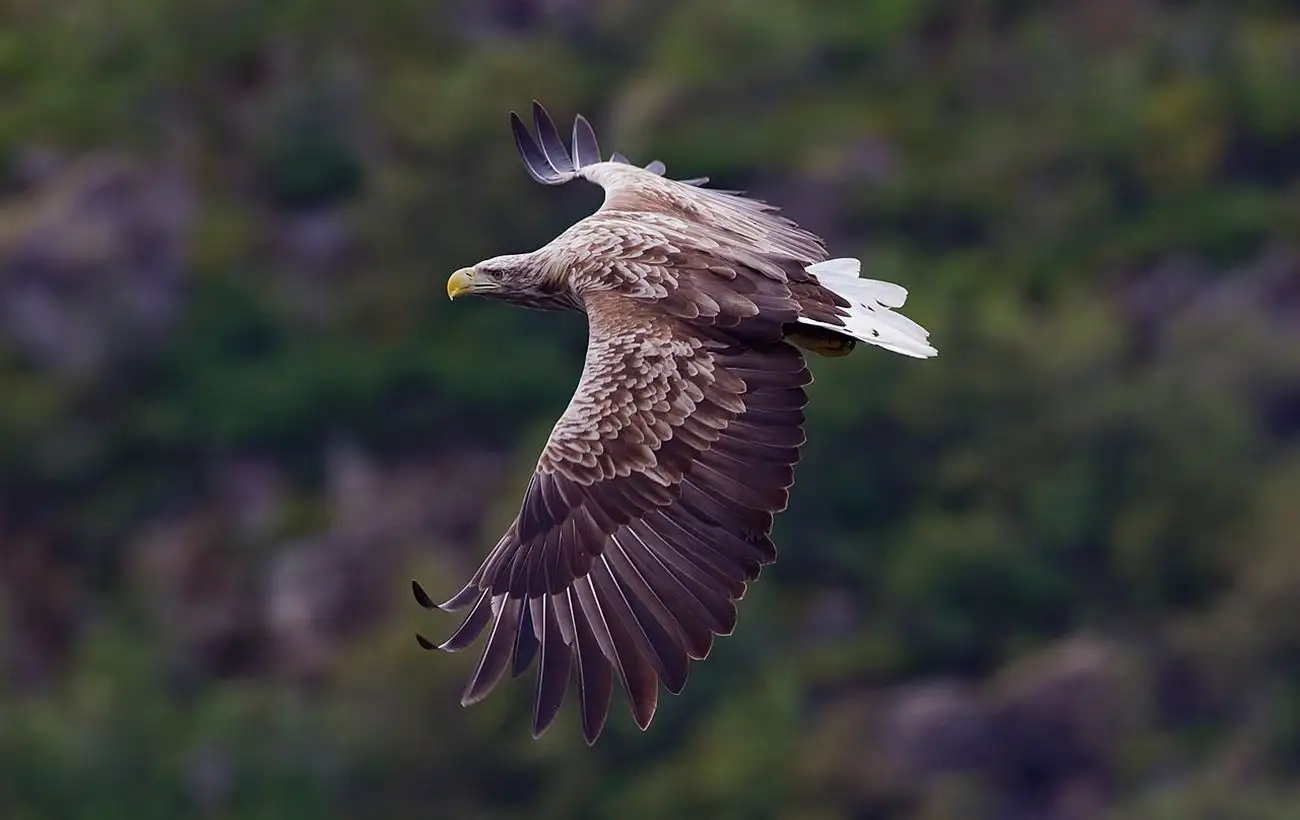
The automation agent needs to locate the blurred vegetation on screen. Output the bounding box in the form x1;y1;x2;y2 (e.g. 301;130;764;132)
1;0;1300;818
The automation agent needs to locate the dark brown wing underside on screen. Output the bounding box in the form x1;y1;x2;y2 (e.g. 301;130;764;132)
415;337;810;744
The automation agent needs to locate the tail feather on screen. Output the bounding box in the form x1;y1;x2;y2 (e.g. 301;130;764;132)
801;257;937;359
806;258;908;308
806;258;862;278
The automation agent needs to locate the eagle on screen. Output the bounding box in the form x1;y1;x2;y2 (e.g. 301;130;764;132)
413;102;936;745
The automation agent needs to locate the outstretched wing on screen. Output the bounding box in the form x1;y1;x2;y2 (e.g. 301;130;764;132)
511;101;829;266
416;289;811;744
511;100;710;187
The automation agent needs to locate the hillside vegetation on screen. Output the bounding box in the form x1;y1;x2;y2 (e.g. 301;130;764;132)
1;1;1299;818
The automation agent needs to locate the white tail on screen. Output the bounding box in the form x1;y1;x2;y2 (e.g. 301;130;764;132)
800;258;937;358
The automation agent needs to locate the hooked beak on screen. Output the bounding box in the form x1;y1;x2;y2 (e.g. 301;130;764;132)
447;267;478;300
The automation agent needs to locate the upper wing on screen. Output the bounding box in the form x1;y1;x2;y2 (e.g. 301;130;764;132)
416;290;811;744
511;101;829;267
511;100;709;187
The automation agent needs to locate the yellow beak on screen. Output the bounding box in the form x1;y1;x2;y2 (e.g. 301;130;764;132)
447;267;476;300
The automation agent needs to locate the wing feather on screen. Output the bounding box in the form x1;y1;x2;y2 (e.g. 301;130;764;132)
565;588;614;745
627;516;738;636
582;569;660;730
511;599;539;678
532;594;571;737
650;507;761;586
610;525;718;661
599;547;691;693
511;112;566;184
532;101;576;174
572;114;602;170
436;590;494;652
460;595;520;706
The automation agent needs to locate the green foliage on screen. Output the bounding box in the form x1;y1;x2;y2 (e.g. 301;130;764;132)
2;0;1300;818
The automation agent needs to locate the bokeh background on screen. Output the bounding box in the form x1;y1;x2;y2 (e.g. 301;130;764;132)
2;1;1300;818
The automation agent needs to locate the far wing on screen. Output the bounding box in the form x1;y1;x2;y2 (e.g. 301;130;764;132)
511;100;709;187
511;101;828;265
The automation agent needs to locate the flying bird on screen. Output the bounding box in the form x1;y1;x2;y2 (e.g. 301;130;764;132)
413;102;936;744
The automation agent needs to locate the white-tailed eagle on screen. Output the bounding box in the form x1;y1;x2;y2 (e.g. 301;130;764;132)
413;102;936;744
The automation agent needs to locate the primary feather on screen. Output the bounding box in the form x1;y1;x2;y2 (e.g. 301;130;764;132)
417;102;937;744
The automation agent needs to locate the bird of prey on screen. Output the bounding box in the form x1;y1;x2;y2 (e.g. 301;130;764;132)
413;102;936;745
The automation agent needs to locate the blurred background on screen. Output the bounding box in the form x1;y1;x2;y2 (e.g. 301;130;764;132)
1;1;1299;818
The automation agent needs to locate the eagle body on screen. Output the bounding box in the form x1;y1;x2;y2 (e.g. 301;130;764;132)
417;103;936;744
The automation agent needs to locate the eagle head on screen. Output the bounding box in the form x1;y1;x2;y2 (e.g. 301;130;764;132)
447;252;579;311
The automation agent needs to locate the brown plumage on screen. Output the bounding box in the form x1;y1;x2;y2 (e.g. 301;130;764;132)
416;102;937;744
